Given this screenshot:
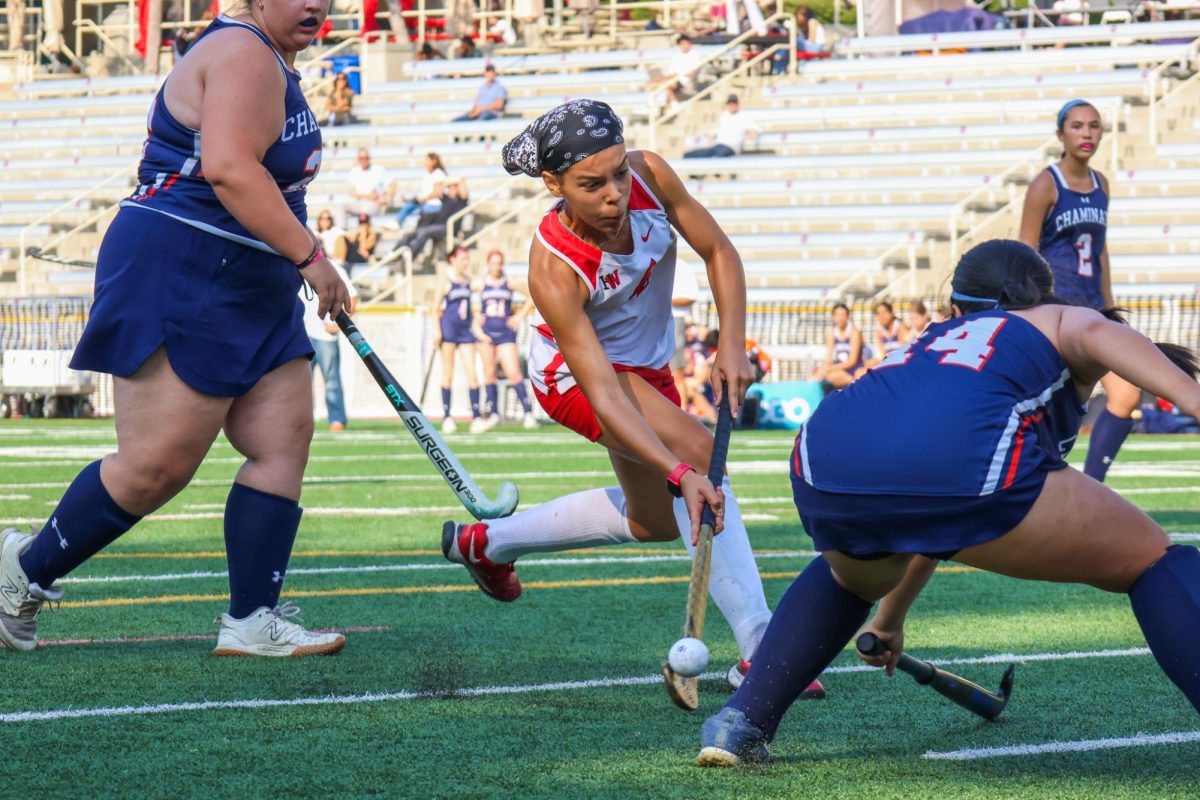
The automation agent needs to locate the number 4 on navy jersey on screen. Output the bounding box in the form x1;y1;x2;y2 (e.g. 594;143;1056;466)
878;317;1006;371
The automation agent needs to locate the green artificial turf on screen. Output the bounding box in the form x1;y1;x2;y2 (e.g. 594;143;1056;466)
1;420;1197;799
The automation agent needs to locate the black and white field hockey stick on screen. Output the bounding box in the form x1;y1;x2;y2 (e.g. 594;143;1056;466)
336;312;519;520
856;632;1015;721
663;388;735;712
417;339;439;408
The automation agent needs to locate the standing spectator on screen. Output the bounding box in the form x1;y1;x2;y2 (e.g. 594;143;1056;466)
394;153;448;228
568;0;598;38
300;264;359;433
343;214;379;277
323;72;356;126
453;64;508;121
339;148;395;227
395;178;471;259
810;302;862;390
310;209;348;265
649;34;703;111
683;95;760;158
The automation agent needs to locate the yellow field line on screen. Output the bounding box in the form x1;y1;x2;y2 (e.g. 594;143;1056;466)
60;566;976;609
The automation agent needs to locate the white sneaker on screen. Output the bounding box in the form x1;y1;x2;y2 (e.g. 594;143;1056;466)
522;412;540;430
485;413;501;430
212;603;346;657
469;417;489;434
441;418;458;435
0;527;64;652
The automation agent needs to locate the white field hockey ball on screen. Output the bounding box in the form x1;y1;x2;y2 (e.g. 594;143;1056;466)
668;637;709;678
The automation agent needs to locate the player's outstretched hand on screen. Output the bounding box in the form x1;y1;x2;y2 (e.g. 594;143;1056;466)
300;257;350;321
856;623;904;677
709;345;754;420
681;470;725;545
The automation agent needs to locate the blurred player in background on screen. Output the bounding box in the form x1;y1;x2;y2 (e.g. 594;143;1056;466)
810;302;862;390
1020;99;1137;483
436;246;486;434
857;301;908;376
472;249;539;430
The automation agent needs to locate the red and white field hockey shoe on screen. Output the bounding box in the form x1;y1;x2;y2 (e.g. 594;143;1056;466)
728;658;827;699
441;521;522;602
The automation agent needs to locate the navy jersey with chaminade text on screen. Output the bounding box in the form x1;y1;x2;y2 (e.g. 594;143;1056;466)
1038;164;1108;310
121;14;322;252
795;311;1085;497
480;277;516;338
440;278;474;341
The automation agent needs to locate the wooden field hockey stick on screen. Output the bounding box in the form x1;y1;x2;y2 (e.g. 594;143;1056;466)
336;312;519;520
857;632;1015;721
663;389;735;712
417;338;439;408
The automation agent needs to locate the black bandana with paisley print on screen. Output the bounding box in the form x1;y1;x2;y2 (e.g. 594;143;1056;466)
501;99;625;177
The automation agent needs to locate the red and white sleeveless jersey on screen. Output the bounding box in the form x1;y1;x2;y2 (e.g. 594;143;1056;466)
528;172;678;396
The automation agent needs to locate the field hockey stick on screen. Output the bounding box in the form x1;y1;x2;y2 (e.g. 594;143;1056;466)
663;388;734;712
336;311;519;520
856;632;1015;721
418;338;438;408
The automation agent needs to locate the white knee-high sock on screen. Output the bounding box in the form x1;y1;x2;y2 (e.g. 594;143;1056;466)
676;477;773;661
482;487;638;563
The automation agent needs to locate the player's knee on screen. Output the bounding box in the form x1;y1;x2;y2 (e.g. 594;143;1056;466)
1091;540;1172;593
626;505;678;542
113;454;197;510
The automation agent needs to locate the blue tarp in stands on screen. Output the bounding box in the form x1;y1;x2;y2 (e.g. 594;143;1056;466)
900;8;1002;35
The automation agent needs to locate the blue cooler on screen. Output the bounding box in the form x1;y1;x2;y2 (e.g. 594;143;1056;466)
747;381;824;429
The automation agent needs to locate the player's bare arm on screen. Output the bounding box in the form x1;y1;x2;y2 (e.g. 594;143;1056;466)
631;150;753;415
1017;171;1055;249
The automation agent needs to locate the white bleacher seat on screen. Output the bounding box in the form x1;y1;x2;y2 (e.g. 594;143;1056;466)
835;20;1200;57
0;93;156;118
750;97;1124;128
401;46;722;79
356;92;652;122
669;149;1040;176
364;70;651;99
0;224;49;245
1158;143;1200;161
741;122;1049;150
14;74;163;98
762;70;1156;103
1112;253;1200;274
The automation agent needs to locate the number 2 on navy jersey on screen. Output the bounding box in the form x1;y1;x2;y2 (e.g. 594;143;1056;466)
878;317;1006;371
1075;232;1093;277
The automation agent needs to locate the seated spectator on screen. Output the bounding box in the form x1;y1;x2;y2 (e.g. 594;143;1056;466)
454;35;481;58
488;16;518;45
453;64;508;122
338;148;395;227
648;34;702;111
395;152;448;228
905;300;932;340
343;214;379;275
1053;0;1088;26
683;94;760;158
323;73;356;127
809;302;862;390
856;301;909;376
568;0;598;38
415;42;447;60
310;209;348;265
772;5;826;73
394;179;471;259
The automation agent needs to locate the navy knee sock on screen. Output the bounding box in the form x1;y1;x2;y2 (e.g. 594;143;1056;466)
726;556;872;738
1084;409;1133;482
469;387;481;419
224;483;302;619
1129;545;1200;714
485;383;498;416
441;387;452;419
514;383;532;413
19;460;141;586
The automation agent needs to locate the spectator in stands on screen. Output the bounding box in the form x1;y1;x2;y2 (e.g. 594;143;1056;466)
343;214;379;277
455;35;482;58
488;15;518;45
394;153;448;228
323;73;356;127
299;264;359;433
683;94;760;158
311;209;348;265
670;258;700;407
339;148;395;228
1053;0;1088;26
454;64;508;122
905;300;931;339
856;301;908;376
395;178;470;260
415;42;447;60
771;4;826;73
810;302;862;390
649;34;703;111
569;0;599;38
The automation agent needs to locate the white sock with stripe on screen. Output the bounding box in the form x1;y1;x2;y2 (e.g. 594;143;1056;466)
676;478;773;661
482;487;638;563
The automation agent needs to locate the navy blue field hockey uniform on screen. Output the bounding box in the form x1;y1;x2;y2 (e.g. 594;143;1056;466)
440;279;475;344
480;277;518;345
71;14;322;396
1038;164;1108;310
880;321;904;355
832;326;862;371
792;311;1085;558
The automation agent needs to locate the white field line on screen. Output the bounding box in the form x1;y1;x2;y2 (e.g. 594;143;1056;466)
923;730;1200;761
57;551;819;586
0;646;1155;725
0;494;31;500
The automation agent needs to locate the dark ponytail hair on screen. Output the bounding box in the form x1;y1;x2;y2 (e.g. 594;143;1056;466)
952;239;1199;378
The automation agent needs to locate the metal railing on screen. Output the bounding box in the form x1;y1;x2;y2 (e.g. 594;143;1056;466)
354;243;415;308
1148;36;1200;145
648;12;794;150
832;233;925;298
445;173;528;251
